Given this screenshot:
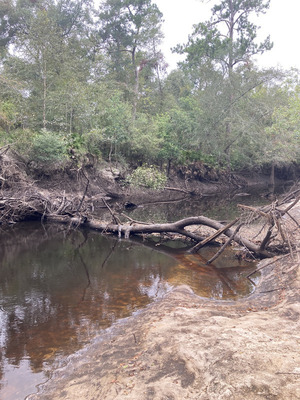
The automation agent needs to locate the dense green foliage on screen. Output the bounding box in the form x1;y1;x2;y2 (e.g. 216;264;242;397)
128;165;167;189
0;0;299;174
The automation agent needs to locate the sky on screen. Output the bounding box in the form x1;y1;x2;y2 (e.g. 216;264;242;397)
155;0;300;72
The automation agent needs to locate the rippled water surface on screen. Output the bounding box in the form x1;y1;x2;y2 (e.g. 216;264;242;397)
0;221;259;399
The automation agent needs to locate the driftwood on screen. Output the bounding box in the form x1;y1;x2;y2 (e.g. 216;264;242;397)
238;194;300;252
164;186;196;195
43;214;274;258
1;183;299;260
206;223;243;265
189;218;240;253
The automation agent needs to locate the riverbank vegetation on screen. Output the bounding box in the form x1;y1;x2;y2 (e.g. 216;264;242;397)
0;0;299;180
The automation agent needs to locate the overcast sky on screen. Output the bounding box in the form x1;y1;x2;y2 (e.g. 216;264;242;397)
155;0;300;72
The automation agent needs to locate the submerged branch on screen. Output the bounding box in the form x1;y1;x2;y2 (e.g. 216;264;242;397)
206;223;243;265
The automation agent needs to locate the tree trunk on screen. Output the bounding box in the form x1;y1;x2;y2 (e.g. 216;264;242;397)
270;162;275;189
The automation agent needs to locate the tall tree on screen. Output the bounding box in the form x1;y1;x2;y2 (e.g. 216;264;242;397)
264;85;300;172
97;0;164;118
3;0;93;132
174;0;274;168
175;0;273;78
0;0;17;56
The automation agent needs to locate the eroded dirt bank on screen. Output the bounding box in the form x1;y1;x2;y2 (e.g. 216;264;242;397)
0;149;294;225
29;250;300;400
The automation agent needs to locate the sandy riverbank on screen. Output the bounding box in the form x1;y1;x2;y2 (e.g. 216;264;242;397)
29;241;300;400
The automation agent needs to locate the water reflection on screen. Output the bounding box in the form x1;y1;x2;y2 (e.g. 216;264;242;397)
127;189;276;223
0;223;258;400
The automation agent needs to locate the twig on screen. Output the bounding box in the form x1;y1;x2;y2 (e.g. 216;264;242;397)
252;221;268;240
259;225;274;251
279;187;300;205
238;203;270;220
275;372;300;375
102;198;121;225
286;211;300;228
121;213;152;225
259;287;286;294
101;240;117;269
0;144;10;157
56;191;66;214
76;169;89;214
281;196;300;215
247;254;290;278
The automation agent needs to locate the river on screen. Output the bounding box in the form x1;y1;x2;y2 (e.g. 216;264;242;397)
0;191;266;400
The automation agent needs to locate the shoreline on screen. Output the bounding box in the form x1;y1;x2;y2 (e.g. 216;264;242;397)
29;244;300;400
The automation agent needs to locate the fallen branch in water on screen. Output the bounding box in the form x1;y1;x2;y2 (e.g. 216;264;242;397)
189;218;240;253
1;152;299;261
164;186;196;195
44;214;274;258
1;186;299;259
2;189;298;259
206;223;243;265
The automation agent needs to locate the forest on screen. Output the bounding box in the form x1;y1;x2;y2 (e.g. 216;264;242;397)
0;0;299;179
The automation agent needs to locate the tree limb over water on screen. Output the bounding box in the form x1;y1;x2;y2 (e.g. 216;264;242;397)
1;185;299;260
1;149;299;260
1;183;299;260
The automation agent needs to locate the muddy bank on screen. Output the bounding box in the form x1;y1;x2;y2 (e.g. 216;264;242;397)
0;150;293;216
28;249;300;400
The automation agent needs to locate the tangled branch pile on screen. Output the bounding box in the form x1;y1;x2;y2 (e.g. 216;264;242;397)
0;146;91;224
238;188;300;257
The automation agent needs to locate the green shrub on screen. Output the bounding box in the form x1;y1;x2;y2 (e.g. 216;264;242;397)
128;165;167;190
30;130;67;164
85;130;103;158
10;129;35;155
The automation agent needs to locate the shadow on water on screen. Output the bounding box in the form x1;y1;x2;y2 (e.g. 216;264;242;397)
0;222;259;400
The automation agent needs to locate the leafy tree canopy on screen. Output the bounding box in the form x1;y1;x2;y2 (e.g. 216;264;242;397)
174;0;273;76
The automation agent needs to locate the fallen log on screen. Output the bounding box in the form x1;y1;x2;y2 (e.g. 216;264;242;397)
164;186;196;195
205;223;243;265
45;214;274;258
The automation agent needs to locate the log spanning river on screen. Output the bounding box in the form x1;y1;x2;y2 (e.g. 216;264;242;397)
0;192;266;400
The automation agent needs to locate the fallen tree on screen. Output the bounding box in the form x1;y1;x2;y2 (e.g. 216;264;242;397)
44;214;275;258
1;177;299;260
1;147;299;261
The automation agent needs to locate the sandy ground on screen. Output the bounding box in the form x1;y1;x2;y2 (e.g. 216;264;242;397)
28;247;300;400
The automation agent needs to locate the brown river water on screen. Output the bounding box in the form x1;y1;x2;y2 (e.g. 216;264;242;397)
0;192;266;399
